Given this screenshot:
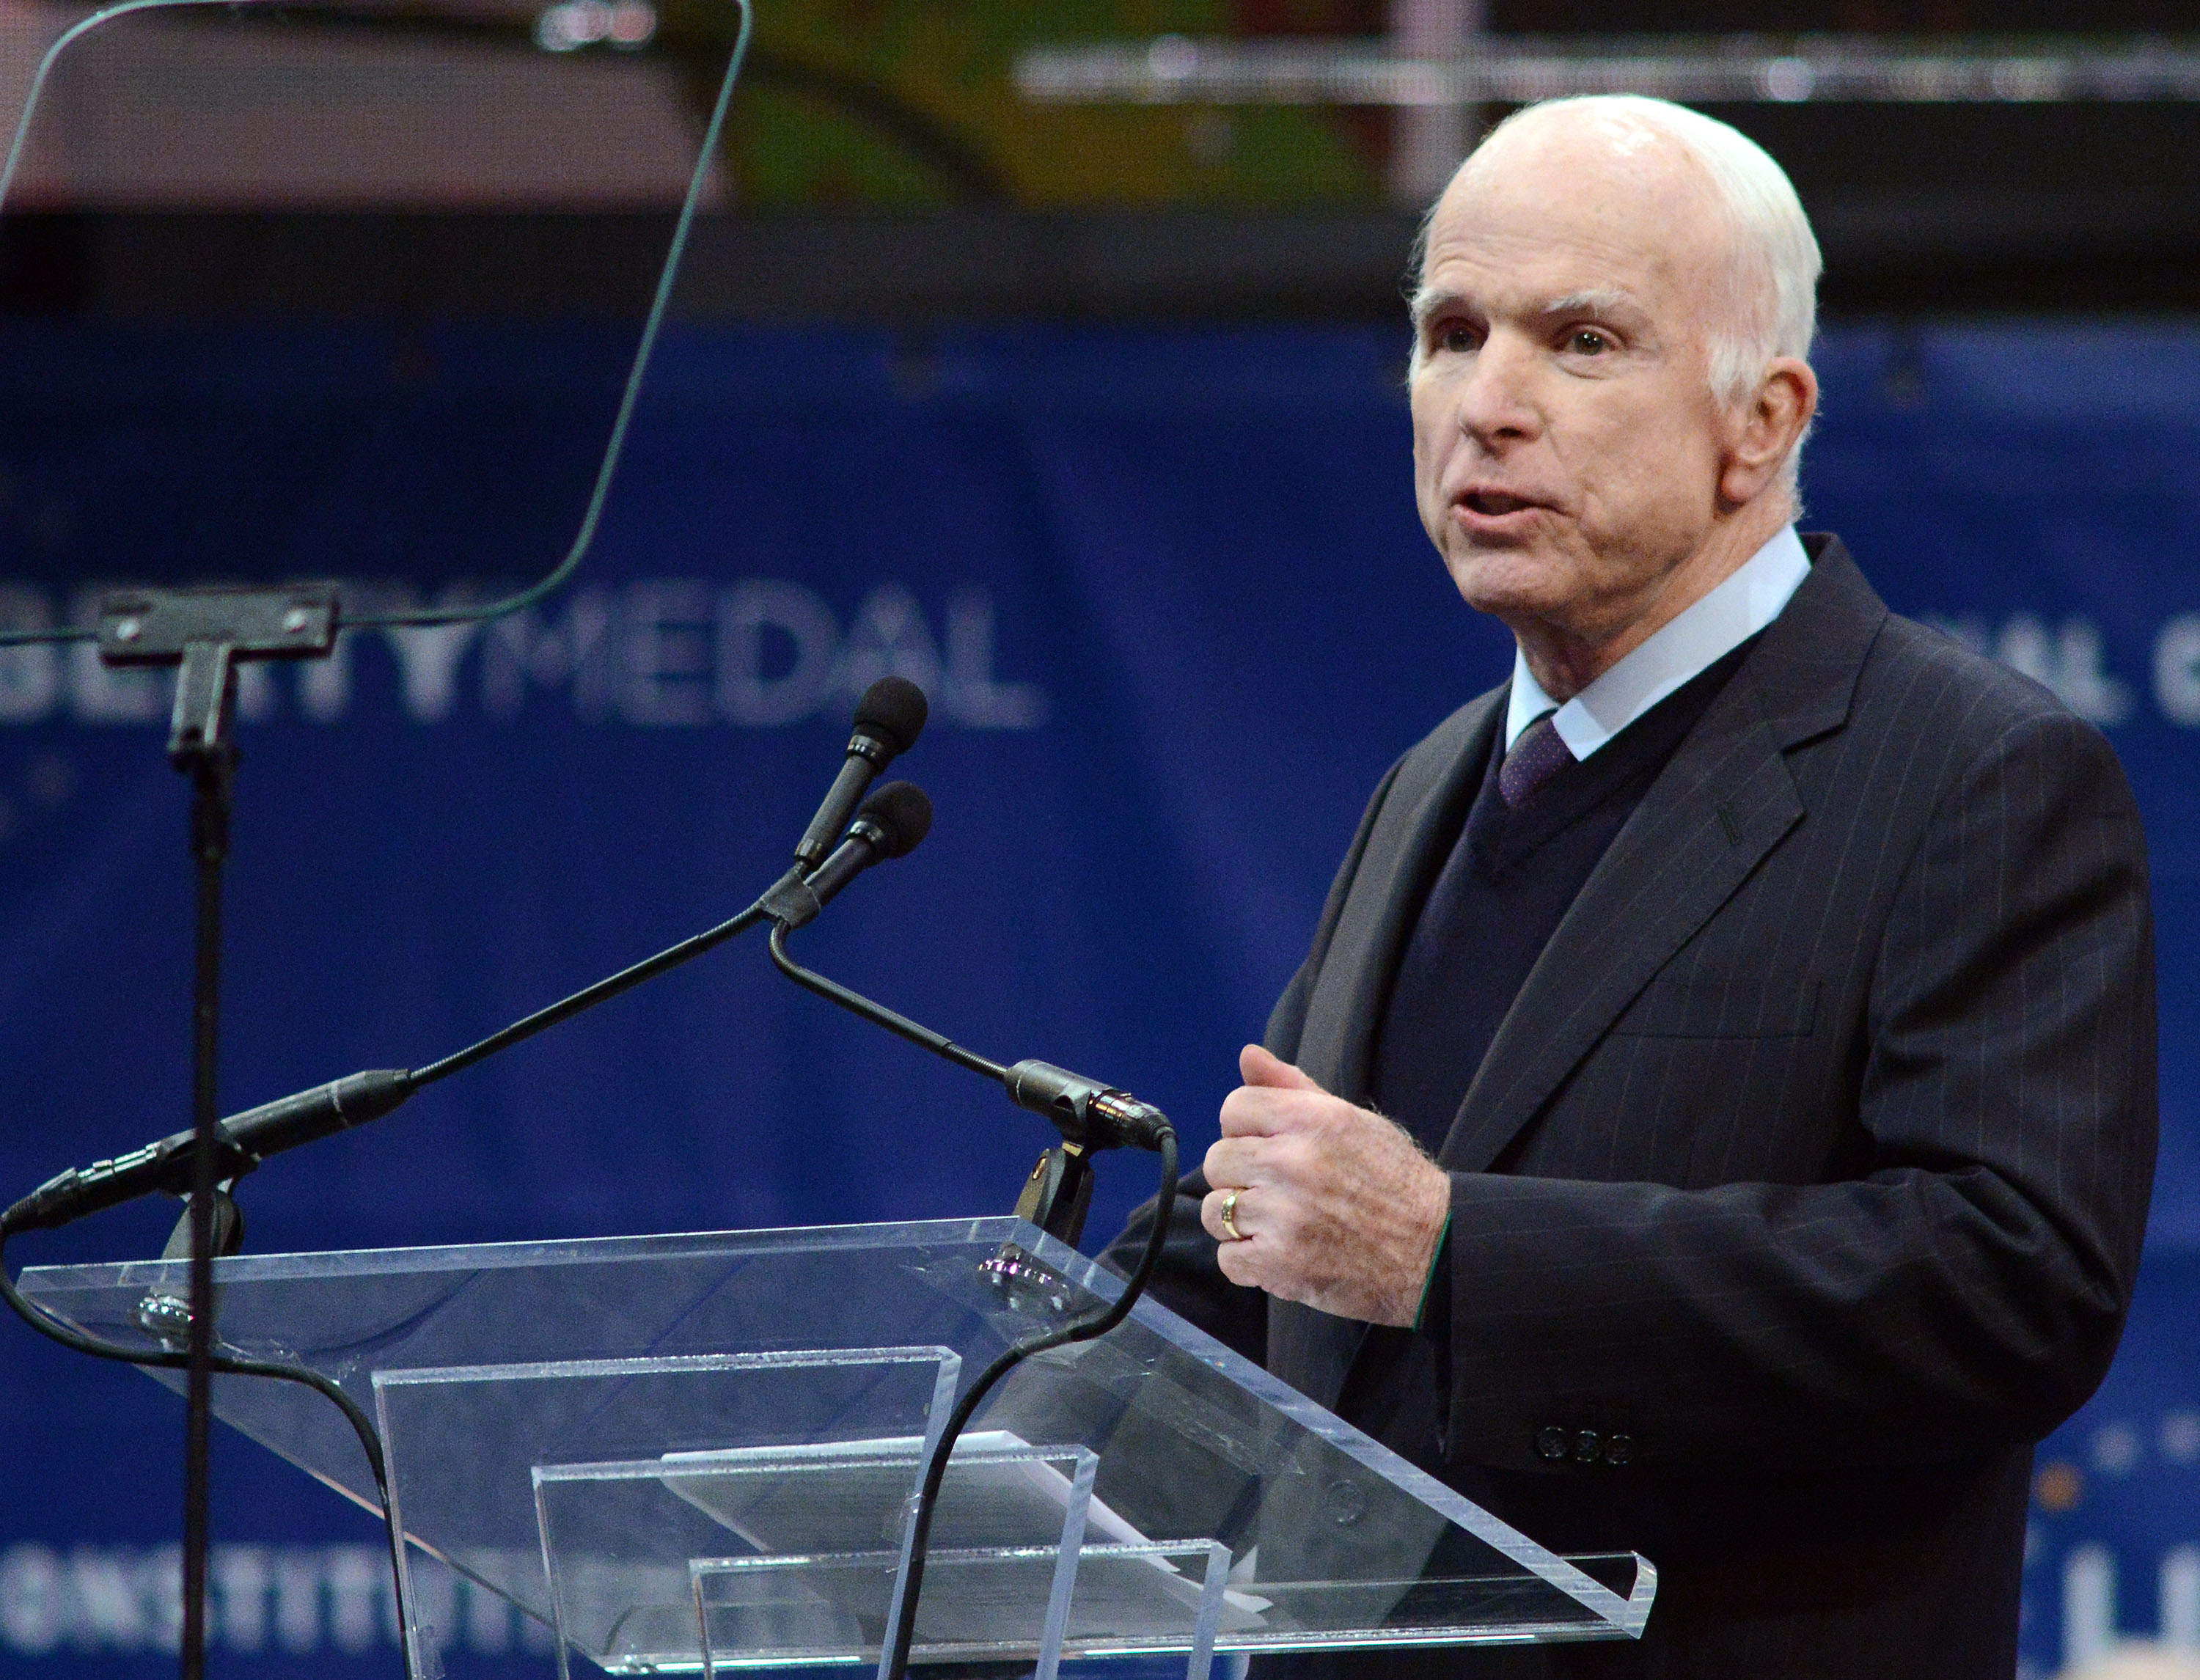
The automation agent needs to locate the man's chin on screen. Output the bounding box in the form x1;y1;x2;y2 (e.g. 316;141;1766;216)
1443;551;1578;623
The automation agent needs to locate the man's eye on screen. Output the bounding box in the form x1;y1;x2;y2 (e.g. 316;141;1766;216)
1438;325;1477;354
1569;329;1610;355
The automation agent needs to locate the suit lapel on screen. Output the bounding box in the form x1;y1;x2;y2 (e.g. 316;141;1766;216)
1295;691;1503;1101
1437;537;1886;1173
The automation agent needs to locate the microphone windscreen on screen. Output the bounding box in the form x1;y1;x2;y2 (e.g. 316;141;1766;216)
859;780;934;858
853;676;928;755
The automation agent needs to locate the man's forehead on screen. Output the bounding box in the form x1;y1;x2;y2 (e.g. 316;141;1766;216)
1420;134;1722;310
1418;216;1672;317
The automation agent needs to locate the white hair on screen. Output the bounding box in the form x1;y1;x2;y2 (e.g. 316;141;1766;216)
1409;95;1822;480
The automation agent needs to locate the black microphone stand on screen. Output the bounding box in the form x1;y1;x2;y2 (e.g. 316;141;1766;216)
94;584;340;1680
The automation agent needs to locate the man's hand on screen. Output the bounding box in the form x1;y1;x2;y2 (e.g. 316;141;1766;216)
1200;1044;1452;1326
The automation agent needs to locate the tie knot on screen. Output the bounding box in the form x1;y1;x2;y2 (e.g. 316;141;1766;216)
1500;713;1574;809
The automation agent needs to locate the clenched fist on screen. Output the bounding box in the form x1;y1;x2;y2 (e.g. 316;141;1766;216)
1200;1044;1453;1326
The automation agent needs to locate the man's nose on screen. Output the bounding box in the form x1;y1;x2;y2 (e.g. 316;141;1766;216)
1452;333;1542;447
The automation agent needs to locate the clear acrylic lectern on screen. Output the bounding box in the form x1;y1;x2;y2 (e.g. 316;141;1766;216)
18;1217;1653;1676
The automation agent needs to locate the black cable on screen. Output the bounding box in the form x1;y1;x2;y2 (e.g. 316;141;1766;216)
0;1225;412;1653
884;1129;1177;1680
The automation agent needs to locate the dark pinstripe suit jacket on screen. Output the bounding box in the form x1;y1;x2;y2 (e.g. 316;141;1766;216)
1118;535;2157;1678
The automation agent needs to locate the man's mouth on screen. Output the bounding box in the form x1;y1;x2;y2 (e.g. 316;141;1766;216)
1462;488;1543;516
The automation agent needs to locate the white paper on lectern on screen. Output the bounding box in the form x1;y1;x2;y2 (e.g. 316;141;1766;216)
659;1431;1130;1546
659;1428;1272;1623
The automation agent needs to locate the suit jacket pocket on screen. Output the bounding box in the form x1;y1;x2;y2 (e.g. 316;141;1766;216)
1611;974;1819;1038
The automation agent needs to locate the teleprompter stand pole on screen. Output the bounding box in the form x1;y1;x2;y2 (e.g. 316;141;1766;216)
96;584;338;1680
176;640;232;1680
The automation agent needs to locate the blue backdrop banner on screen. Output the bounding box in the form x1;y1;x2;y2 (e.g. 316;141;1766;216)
0;320;2195;1678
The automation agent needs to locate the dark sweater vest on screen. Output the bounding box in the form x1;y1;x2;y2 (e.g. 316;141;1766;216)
1370;637;1760;1153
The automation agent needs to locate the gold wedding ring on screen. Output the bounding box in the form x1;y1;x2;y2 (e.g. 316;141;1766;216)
1219;1186;1244;1242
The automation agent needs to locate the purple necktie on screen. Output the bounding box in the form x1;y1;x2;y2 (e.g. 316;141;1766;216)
1499;712;1575;808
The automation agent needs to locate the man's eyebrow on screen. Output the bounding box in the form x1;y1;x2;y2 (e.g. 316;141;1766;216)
1411;285;1646;329
1409;287;1459;329
1538;287;1645;318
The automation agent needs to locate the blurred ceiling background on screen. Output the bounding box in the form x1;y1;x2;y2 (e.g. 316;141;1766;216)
2;0;2198;320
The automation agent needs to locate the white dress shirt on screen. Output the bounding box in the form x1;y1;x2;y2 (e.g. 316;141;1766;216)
1503;525;1812;758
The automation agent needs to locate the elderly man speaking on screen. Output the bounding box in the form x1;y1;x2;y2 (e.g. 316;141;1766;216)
1107;95;2156;1676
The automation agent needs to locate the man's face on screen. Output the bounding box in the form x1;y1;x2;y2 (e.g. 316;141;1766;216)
1409;118;1747;652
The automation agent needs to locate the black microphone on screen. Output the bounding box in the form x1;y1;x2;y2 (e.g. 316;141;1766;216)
3;1070;416;1236
793;678;928;868
764;782;934;931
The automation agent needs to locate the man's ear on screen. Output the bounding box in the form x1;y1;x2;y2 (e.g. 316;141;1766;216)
1720;356;1817;507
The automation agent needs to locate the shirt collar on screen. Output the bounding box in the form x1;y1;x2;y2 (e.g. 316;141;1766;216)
1504;524;1811;759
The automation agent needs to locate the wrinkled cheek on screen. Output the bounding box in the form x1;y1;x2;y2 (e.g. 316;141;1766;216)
1409;390;1448;477
1410;439;1453;545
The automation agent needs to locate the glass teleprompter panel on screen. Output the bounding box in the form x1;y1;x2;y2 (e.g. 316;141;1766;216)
0;0;738;610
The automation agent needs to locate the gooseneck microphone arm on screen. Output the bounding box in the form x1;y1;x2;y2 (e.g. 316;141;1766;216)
766;924;1173;1155
1;682;932;1679
412;900;772;1090
763;789;1172;1162
1;690;934;1680
0;902;786;1241
762;780;1178;1148
769;926;1010;1082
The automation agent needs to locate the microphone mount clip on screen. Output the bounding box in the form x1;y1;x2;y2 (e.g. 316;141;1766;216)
757;867;823;931
1001;1060;1171;1155
98;584;339;769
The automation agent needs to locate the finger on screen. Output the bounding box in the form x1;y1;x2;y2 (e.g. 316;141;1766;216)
1241;1043;1327;1093
1220;1085;1285;1138
1220;1084;1332;1139
1198;1188;1233;1244
1202;1183;1264;1245
1203;1135;1278;1192
1215;1233;1261;1288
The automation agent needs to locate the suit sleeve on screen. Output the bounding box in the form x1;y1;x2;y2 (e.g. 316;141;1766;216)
1440;710;2157;1473
1098;755;1411;1362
